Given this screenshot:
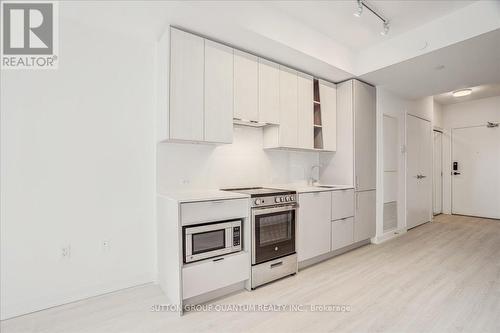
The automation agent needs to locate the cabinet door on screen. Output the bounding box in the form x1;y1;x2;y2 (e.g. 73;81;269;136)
297;73;314;150
319;81;337;151
169;28;204;141
354;190;376;242
331;217;354;251
258;58;280;124
354;80;376;191
331;189;355;221
204;40;233;143
279;66;298;148
297;192;331;262
234;50;258;121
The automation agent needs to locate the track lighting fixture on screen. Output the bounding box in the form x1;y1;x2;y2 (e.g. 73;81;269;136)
353;0;390;36
354;0;363;17
381;21;390;36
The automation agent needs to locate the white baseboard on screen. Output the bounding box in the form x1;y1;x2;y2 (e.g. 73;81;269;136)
371;228;407;244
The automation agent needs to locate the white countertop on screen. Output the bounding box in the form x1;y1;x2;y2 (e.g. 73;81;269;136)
271;183;354;193
158;189;250;203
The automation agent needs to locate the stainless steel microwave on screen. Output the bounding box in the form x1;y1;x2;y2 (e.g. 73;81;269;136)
183;220;242;263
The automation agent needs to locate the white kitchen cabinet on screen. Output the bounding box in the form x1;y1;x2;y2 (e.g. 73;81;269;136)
354;190;376;242
297;73;314;150
183;252;250;299
258;58;280;125
331;217;354;251
278;66;298;148
354;80;376;191
234;50;258;122
319;80;337;151
331;189;355;221
169;28;204;141
204;40;234;143
297;191;331;262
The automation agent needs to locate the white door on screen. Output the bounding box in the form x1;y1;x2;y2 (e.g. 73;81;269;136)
204;40;233;143
433;131;443;215
407;115;432;229
452;124;500;219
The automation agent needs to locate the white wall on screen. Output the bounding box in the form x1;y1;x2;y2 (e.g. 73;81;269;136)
157;126;319;192
0;17;156;319
440;96;500;214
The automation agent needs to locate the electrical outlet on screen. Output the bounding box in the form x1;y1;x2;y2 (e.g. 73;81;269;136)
102;240;111;252
61;245;71;259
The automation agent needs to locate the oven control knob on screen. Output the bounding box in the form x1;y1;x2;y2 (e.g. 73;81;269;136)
255;199;262;205
280;197;285;202
275;197;280;203
285;196;290;202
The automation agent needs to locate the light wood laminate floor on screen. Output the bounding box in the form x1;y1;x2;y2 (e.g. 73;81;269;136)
2;214;500;333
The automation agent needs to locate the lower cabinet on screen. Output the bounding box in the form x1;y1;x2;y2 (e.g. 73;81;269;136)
182;252;249;299
331;217;354;251
297;192;331;262
354;190;376;242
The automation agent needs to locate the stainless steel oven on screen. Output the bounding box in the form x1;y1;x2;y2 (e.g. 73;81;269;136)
183;220;242;263
252;204;296;265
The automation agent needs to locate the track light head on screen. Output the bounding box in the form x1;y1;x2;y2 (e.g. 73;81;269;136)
381;21;390;36
354;0;363;17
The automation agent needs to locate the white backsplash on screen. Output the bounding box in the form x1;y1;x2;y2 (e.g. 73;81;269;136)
157;125;320;192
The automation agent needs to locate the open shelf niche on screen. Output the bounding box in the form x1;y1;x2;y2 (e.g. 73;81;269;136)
313;78;323;149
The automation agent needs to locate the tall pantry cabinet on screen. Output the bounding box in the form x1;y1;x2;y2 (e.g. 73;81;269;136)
321;79;376;242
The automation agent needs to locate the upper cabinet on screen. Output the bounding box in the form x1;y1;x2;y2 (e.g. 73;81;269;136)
169;28;205;141
204;40;234;144
278;66;299;148
319;80;337;152
297;73;314;150
258;59;280;125
168;28;234;144
234;50;259;122
162;27;338;150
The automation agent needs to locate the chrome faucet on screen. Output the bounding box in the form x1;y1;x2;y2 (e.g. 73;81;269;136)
309;165;320;186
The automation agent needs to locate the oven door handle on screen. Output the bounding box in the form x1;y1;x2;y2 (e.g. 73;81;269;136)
253;204;297;216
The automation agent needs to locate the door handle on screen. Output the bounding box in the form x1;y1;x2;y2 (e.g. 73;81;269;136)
453;172;461;175
213;257;225;262
270;261;283;269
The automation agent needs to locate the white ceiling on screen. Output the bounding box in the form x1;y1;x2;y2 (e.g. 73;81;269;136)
272;0;475;52
60;1;500;96
360;28;500;99
434;84;500;105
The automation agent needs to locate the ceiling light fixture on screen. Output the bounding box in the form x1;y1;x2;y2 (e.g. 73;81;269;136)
353;0;390;36
452;89;472;97
353;0;363;17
